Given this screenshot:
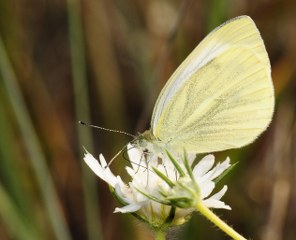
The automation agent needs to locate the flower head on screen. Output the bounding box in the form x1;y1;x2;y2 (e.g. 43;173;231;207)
84;141;231;229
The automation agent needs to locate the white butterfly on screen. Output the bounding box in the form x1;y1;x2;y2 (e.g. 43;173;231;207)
138;15;274;153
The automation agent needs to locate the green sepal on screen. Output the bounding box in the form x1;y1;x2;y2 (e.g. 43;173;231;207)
166;196;194;209
182;150;199;191
134;186;170;205
214;161;238;184
165;149;186;177
152;166;175;188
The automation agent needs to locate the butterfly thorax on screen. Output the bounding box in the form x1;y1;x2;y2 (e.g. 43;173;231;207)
135;129;156;146
132;129;167;154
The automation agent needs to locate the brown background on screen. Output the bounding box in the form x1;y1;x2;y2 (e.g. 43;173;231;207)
0;0;295;239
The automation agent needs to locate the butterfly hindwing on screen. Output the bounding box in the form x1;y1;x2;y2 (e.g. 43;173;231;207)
151;16;274;153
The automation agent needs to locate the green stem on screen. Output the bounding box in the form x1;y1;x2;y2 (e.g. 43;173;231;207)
196;201;247;240
155;230;166;240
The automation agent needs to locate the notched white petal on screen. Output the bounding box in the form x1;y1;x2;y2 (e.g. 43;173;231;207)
203;198;231;210
209;157;231;180
114;203;142;213
83;152;118;187
197;156;231;184
202;185;230;210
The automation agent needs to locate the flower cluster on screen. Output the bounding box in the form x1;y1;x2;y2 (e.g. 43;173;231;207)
83;142;231;229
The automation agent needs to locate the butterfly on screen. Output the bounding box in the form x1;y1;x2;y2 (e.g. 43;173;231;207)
137;15;274;154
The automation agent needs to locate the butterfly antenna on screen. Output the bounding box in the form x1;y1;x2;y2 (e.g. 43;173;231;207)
107;144;128;167
79;121;135;138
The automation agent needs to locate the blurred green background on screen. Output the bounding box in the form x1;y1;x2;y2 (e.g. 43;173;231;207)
0;0;295;239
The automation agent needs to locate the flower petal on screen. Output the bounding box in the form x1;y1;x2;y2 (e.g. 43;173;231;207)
202;186;231;210
208;157;231;180
203;198;231;210
199;180;215;198
198;157;230;183
83;152;118;187
210;185;228;200
114;203;142;213
125;166;135;177
127;143;143;169
113;183;144;213
192;154;215;179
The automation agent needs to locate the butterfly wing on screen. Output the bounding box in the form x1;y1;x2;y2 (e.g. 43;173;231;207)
151;16;274;153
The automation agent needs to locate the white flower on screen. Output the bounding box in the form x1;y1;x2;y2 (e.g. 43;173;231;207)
83;143;231;228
